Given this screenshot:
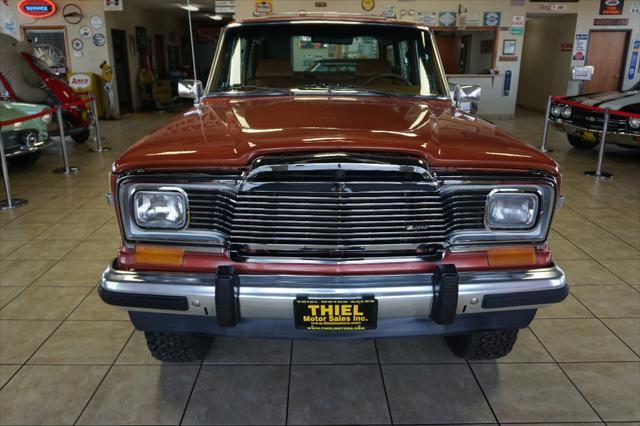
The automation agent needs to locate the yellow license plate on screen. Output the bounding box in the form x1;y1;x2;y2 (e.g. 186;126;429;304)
581;131;597;142
294;298;378;331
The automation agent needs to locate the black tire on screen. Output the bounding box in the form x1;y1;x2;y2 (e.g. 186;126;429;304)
7;152;41;167
144;331;211;362
567;134;598;150
445;329;519;360
71;127;90;143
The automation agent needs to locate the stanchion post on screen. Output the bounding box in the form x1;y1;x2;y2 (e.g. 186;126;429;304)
0;132;28;209
88;92;111;153
540;95;553;153
52;106;80;174
584;108;613;179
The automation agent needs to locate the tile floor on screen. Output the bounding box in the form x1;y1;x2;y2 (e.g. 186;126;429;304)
0;109;639;425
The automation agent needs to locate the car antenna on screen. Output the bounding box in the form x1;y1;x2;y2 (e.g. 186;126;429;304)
186;0;198;84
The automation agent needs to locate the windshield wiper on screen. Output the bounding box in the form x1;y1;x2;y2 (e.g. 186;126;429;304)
219;84;290;95
293;84;399;97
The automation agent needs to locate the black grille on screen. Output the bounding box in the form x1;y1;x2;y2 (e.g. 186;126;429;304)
2;130;32;152
571;108;628;133
185;187;488;251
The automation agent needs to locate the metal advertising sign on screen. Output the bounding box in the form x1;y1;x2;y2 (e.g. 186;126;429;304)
599;0;624;15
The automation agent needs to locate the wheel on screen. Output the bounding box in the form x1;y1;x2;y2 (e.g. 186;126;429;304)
445;329;519;360
71;128;90;144
144;331;211;362
567;134;598;150
7;152;41;167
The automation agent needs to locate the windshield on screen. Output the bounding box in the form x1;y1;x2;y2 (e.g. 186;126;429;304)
209;23;447;97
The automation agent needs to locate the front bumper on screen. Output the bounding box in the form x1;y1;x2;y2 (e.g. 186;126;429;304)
550;120;640;146
100;261;567;336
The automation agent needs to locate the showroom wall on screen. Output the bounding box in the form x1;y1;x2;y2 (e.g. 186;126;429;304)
517;14;577;112
105;3;188;112
0;0;109;76
235;0;640;117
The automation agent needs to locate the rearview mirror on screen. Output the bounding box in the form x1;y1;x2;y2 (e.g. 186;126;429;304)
178;80;204;103
449;83;481;115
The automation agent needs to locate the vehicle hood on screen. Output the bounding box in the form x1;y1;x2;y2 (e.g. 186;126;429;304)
564;89;640;114
0;101;50;131
114;96;559;176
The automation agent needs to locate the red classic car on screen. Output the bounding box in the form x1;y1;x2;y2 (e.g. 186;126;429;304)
100;15;567;362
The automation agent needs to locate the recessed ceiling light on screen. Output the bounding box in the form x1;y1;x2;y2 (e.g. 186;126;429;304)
209;14;223;20
179;4;200;12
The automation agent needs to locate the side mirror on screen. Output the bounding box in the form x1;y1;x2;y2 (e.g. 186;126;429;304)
449;83;481;115
178;80;204;103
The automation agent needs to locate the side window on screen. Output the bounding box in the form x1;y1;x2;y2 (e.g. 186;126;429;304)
398;40;410;80
385;44;396;68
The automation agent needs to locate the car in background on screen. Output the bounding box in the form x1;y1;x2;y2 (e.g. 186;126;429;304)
548;82;640;149
0;101;52;166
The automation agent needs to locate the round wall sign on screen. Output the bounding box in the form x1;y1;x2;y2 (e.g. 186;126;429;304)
79;25;92;39
17;0;56;19
71;38;83;51
92;33;105;46
90;15;103;29
62;4;83;24
361;0;375;11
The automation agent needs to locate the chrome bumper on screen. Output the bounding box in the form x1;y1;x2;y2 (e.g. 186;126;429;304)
550;120;639;146
100;262;567;320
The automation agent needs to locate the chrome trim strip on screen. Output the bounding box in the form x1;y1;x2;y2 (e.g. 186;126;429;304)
101;263;566;318
550;121;639;145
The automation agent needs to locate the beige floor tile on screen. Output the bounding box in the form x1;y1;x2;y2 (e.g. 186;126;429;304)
115;331;163;365
0;364;20;388
549;231;590;260
77;365;199;425
34;223;102;241
472;363;599;423
0;365;108;425
5;239;80;261
472;328;553;363
63;239;119;262
33;261;106;286
89;220;120;240
531;319;639;362
537;293;594;318
0;239;27;259
557;260;626;285
562;363;640;422
572;286;640;318
58;209;114;226
0;222;51;241
0;286;24;309
600;259;640;285
29;320;132;365
0;320;60;363
0;260;54;286
0;287;91;320
10;208;74;225
68;289;129;321
572;235;640;260
602;318;640;354
376;336;465;364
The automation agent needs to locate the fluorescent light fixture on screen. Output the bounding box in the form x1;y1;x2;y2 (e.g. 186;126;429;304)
209;14;223;20
179;4;200;11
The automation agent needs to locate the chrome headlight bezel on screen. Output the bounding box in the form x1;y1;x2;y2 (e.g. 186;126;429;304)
550;104;563;118
629;116;640;130
132;189;188;230
485;189;540;230
561;105;572;119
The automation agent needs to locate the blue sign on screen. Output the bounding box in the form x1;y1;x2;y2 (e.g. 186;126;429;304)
628;39;640;81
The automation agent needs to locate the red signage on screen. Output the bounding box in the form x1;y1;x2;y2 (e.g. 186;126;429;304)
593;18;629;25
17;0;56;18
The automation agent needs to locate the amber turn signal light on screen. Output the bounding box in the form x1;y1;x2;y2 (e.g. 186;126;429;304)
486;246;536;267
134;245;184;266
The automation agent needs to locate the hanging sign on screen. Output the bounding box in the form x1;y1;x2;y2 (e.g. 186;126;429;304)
572;34;588;60
17;0;56;18
600;0;624;15
628;39;640;80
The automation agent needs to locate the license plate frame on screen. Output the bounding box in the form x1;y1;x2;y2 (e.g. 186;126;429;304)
581;130;597;142
293;297;378;331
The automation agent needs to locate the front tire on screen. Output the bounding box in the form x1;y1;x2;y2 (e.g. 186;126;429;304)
7;152;42;167
71;127;90;144
445;329;519;360
567;134;598;150
144;331;211;362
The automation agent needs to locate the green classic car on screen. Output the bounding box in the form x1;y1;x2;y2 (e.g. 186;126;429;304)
0;101;52;166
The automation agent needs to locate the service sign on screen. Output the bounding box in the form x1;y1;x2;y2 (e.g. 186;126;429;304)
69;73;91;90
17;0;56;19
600;0;624;15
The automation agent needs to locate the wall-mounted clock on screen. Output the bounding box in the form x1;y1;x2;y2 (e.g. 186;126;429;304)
62;4;83;24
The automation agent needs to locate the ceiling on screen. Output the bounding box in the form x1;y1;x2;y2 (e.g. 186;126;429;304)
123;0;231;22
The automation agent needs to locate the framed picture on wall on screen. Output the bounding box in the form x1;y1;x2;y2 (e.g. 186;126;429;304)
503;39;517;55
135;26;147;52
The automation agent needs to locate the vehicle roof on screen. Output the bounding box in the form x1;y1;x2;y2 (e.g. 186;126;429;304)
232;13;428;28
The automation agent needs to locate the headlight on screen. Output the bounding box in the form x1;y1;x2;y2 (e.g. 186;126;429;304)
629;117;640;129
550;104;562;117
41;113;52;124
486;191;539;230
133;190;187;229
562;106;572;119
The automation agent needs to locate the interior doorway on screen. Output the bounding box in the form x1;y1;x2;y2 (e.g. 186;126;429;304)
111;29;132;114
517;14;577;112
154;35;166;79
582;31;630;93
